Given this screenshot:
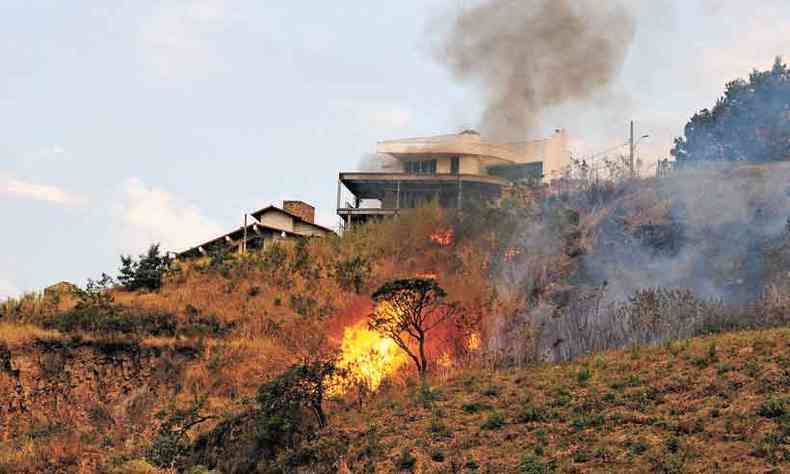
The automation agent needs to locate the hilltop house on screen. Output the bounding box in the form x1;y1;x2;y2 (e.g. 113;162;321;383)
336;129;570;227
177;201;334;259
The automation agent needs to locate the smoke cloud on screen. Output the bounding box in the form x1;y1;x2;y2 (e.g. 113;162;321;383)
435;0;636;141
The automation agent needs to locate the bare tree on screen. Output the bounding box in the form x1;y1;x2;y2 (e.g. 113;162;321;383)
368;278;460;380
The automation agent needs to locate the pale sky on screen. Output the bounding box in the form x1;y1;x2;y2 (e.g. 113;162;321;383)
1;0;789;298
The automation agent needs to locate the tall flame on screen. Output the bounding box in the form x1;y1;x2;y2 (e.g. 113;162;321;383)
330;318;408;395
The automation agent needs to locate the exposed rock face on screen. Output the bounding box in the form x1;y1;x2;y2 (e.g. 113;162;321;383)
0;340;195;442
43;281;80;312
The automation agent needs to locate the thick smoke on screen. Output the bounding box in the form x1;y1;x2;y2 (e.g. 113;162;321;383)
522;163;790;362
583;164;790;304
436;0;635;141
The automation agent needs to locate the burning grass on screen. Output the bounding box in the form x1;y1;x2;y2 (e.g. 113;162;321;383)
329;319;409;396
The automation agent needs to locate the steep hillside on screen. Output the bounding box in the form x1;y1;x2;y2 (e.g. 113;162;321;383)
0;163;789;472
326;327;790;473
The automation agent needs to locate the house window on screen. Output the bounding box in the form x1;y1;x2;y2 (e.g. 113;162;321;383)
450;157;459;175
488;162;544;183
405;159;437;174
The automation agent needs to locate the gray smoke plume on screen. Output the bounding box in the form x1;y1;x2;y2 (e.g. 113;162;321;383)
436;0;636;141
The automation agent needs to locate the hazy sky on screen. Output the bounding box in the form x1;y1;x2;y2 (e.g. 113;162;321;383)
1;0;789;298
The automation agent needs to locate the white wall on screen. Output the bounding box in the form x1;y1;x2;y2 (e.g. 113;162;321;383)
258;210;294;233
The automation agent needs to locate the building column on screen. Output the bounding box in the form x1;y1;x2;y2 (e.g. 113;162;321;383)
336;177;342;210
396;180;401;214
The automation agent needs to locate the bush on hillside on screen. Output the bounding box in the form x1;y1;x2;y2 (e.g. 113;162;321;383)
332;256;372;294
146;395;214;468
118;244;171;292
255;359;338;449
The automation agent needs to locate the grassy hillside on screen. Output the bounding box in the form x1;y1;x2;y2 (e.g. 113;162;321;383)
0;164;789;472
330;327;790;473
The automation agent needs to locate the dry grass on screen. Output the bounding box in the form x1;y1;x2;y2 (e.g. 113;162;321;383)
0;322;62;349
333;326;790;473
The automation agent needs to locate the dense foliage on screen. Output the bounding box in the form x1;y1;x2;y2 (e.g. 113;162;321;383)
255;361;337;454
118;243;171;291
672;57;790;164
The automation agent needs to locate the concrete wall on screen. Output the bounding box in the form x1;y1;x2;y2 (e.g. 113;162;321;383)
505;129;570;181
436;157;451;174
542;129;571;180
375;129;570;182
459;156;481;175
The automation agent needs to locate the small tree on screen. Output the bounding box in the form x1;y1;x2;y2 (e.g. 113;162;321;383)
256;359;337;451
118;243;171;291
369;278;461;380
146;394;215;468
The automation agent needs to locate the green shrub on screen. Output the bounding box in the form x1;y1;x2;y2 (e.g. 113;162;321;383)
665;436;681;453
573;449;591;463
462;402;483;413
146;395;213;468
576;366;592;384
255;359;337;458
757;398;787;418
332;256;372;294
428;409;452;438
570;414;604;430
482;385;501;397
49;305;177;337
481;411;505;430
394;448;417;471
517;405;546;424
519;454;555;473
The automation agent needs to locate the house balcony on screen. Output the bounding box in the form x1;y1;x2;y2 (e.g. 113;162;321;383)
336;172;509;227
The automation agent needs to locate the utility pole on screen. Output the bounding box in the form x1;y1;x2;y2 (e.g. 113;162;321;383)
629;120;635;177
242;213;248;255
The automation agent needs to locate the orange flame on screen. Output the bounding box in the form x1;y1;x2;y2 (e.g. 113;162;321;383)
329;317;408;396
429;229;454;247
466;332;481;351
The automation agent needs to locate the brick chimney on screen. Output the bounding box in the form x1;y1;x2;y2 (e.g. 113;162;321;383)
283;201;315;224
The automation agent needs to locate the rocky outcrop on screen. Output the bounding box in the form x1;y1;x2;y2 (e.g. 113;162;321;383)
0;339;197;442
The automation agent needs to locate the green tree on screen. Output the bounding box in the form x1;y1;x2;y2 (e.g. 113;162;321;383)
369;278;461;380
146;394;215;468
672;57;790;164
256;359;338;452
118;243;171;291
